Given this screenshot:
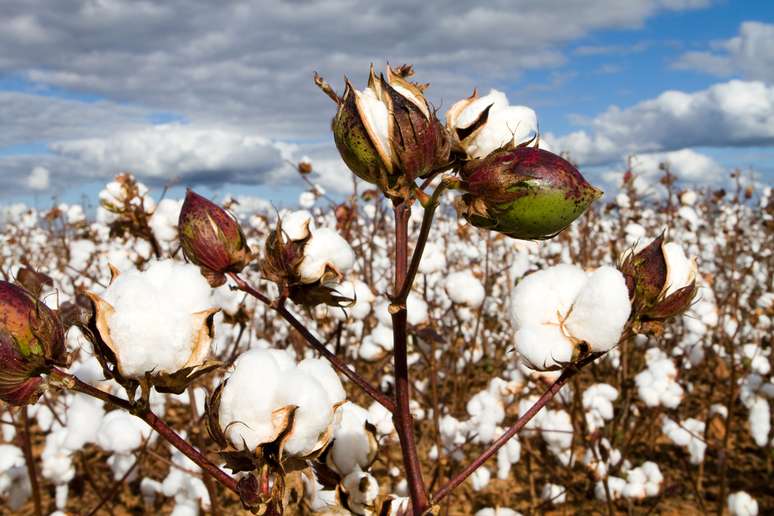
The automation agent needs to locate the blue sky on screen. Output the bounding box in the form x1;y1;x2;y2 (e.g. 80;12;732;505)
1;0;772;209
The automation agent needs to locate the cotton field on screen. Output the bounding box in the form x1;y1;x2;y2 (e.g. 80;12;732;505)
0;163;771;515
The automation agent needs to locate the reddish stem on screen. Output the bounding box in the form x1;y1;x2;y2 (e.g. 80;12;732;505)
229;272;396;413
50;368;239;494
392;201;430;514
432;352;602;503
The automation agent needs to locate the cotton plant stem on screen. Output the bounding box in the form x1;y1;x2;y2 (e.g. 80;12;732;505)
396;181;447;303
21;406;43;516
432;352;603;504
391;201;430;514
49;368;239;495
228;272;396;413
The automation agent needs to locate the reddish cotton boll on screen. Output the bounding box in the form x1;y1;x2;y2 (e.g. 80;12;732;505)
0;281;67;406
178;189;253;287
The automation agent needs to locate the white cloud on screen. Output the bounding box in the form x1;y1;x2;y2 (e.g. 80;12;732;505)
673;21;774;82
26;166;49;190
50;123;293;185
600;148;726;194
547;80;774;165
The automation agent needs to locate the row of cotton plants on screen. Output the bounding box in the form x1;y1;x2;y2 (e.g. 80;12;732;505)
0;64;771;515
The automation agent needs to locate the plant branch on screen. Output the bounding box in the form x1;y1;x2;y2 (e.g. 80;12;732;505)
21;406;43;516
49;368;239;495
228;272;396;413
432;352;603;504
391;201;430;514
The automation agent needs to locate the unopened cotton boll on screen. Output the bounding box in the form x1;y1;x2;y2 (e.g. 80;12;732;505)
445;271;486;308
218;349;346;457
564;267;631;352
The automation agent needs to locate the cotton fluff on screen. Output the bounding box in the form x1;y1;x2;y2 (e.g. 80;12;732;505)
327;402;376;475
728;491;758;516
445;271;486;308
635;348;684;408
564;266;632;352
0;445;31;511
511;264;630;370
341;469;379;513
747;396;770;447
447;89;538;159
418;242;446;274
662;242;697;297
162;441;211;515
582;383;619;432
218;349;346;457
99;260;215;378
331;280;375;321
296;227;355;283
541;483;566;504
474;509;522;516
149;198;183;244
662;417;706;464
97;410;154;480
470;466;491;491
359;324;393;361
622;462;663;499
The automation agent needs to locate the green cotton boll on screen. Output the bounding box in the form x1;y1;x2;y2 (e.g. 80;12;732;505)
459;147;603;240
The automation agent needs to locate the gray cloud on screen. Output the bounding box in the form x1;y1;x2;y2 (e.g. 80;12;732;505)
0;0;714;196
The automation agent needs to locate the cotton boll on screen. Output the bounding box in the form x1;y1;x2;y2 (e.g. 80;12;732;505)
328;402;376;475
514;324;573;371
583;383;619;432
470;466;491;491
541;483;566;504
41;429;75;485
341;469;379;513
299;191;316;209
496;436;521;480
298;228;355;284
149;198;183;244
748;396;770;447
219;349;344;457
419;242;446;274
99;260;215;378
282;210;315;240
331;280;375;321
474;509;522;516
0;445;31;511
728;491;758;516
565;267;631;352
367;401;395;436
510;264;587;330
445;271;486;308
97;410;152;455
406;292;429;326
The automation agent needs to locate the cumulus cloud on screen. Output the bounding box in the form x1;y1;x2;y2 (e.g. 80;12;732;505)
546;80;774;165
673;22;774;82
600;148;726;192
26;166;49;190
50;124;293;185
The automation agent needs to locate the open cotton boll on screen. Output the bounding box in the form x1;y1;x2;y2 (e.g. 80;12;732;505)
541;483;566;504
635;348;683;408
149;198;183;244
565;267;631;352
298;191;316;209
341;469;379;513
418;242;446;274
98;260;215;378
514;324;573;370
298;228;355;284
728;491;759;516
510;264;587;330
328;402;376;475
583;383;619;432
468;105;538;159
63;394;105;450
748;396;770;447
0;445;31;511
218;349;345;457
406;292;429;326
41;429;75;486
282;210;315;240
445;271;486;308
474;509;522;516
332;280;375;321
97;410;153;454
470;466;491;491
662;417;706;464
